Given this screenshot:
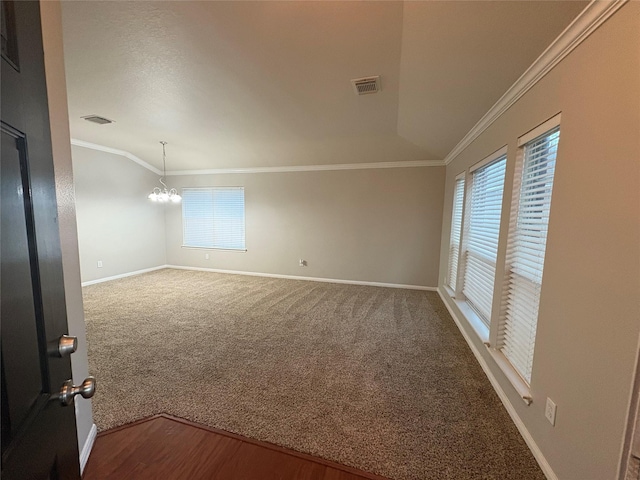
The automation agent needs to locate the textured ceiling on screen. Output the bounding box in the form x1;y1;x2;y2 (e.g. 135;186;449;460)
61;1;587;171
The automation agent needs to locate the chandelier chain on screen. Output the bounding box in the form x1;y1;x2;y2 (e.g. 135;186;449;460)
160;141;168;189
148;141;181;203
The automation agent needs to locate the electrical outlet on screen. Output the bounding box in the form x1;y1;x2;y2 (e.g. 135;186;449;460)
299;259;307;267
545;397;557;426
97;260;103;268
205;253;209;260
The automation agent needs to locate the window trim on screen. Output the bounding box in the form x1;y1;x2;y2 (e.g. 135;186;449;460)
469;145;507;173
180;246;247;253
517;112;561;147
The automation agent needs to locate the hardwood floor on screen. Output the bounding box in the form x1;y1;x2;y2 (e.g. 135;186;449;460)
82;414;390;480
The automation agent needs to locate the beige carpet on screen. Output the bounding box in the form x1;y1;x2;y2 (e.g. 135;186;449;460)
83;268;544;480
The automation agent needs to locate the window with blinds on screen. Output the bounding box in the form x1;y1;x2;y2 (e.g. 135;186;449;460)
447;176;465;292
500;125;560;384
462;155;507;326
182;187;246;250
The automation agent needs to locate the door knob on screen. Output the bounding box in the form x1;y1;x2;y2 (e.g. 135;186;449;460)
58;376;96;406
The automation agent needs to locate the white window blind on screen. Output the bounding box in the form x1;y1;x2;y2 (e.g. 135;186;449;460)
182;187;246;250
462;156;507;325
500;127;559;384
447;176;465;291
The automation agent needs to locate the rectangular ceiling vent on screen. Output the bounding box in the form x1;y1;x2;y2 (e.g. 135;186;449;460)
82;115;114;125
351;76;380;95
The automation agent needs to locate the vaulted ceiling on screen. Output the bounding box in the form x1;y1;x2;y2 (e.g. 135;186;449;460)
61;1;587;171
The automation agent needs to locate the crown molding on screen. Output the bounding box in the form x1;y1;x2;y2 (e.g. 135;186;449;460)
167;159;444;176
443;0;628;166
70;138;444;174
71;139;163;175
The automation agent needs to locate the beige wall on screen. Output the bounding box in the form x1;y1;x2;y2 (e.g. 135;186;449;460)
438;5;640;479
165;167;445;287
72;145;167;283
40;0;94;463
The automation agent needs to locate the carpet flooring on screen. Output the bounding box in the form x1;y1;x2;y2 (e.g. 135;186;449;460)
83;268;545;480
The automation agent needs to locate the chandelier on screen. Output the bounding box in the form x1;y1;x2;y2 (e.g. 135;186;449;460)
148;141;181;203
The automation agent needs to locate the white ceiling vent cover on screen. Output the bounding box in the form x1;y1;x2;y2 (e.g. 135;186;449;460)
82;115;114;125
351;76;380;95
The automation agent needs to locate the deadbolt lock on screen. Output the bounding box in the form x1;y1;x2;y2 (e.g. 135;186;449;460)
58;335;78;357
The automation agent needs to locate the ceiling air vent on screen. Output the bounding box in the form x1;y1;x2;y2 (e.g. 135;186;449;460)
81;115;114;125
351;76;380;95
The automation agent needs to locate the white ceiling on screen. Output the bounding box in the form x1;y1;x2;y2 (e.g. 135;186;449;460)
61;1;587;171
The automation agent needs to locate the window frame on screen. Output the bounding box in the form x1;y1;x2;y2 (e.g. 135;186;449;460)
446;172;466;293
181;186;247;252
458;146;508;338
494;113;561;391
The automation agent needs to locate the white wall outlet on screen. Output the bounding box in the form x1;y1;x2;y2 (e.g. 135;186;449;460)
97;260;103;268
299;259;307;267
205;253;209;260
545;397;557;426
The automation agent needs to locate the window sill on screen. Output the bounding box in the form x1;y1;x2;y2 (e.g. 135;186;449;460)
181;245;247;253
488;349;533;405
442;285;532;406
451;297;490;345
442;284;456;298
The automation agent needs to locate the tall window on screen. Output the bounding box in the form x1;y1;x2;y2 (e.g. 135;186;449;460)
182;187;246;251
462;153;507;326
447;175;465;292
500;122;560;384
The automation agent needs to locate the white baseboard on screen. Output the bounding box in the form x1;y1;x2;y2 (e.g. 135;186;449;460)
437;287;557;480
166;264;437;291
81;265;168;287
79;423;97;474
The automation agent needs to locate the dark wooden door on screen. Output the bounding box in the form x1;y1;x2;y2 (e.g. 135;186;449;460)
1;1;81;479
